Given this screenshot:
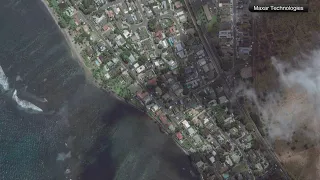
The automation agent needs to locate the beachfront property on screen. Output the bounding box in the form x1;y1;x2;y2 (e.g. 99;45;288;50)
45;0;280;179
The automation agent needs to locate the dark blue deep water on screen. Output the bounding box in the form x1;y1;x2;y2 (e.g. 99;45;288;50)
0;0;199;180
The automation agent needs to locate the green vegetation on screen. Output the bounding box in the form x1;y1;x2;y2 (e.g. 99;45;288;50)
245;123;255;132
92;67;103;79
114;28;123;35
184;113;193;121
48;0;73;29
232;163;249;173
81;50;94;68
147;19;158;32
160;18;174;28
213;105;227;126
74;29;90;44
119;51;131;63
196;9;207;25
79;0;95;15
101;50;114;59
69;20;78;31
58;20;68;28
103;76;132;99
138;55;148;64
207;15;218;33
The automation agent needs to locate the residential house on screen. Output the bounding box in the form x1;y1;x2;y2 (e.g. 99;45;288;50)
182;120;190;128
83;25;90;34
112;6;121;15
73;14;81;26
193;134;203;144
176;132;183;140
115;35;126;46
220;22;232;30
105;10;115;19
64;6;76;17
152;5;161;15
136;65;146;74
169;26;176;35
179;15;187;23
131;32;140;42
239;47;252;55
94;0;105;6
120;2;129;14
219;30;232;38
198;58;207;66
123;30;132;39
188;127;196;136
175;1;183;9
128;54;137;64
219;0;231;6
136;91;152;104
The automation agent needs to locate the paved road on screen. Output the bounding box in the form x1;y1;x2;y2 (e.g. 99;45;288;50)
96;0;125;12
184;0;291;179
183;0;223;74
231;0;237;86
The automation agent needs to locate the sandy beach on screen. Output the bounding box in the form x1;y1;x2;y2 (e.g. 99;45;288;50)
40;0;94;83
39;0;193;158
39;0;149;110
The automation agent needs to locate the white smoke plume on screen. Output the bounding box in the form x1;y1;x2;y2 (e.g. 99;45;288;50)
235;50;320;142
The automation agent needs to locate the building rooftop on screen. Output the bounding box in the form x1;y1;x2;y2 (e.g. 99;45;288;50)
182;120;190;128
188;127;196;136
175;1;183;9
176;132;183;140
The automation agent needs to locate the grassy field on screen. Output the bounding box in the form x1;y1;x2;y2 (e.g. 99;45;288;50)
207;15;218;33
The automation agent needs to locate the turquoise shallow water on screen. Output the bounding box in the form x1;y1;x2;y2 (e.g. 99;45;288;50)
0;0;199;180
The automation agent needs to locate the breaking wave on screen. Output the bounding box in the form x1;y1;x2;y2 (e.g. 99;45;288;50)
56;151;71;161
12;90;43;112
0;65;9;91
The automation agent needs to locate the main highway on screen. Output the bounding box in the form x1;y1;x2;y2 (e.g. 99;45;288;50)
183;0;223;74
183;0;291;179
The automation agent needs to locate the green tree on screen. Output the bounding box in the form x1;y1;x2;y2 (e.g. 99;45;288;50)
69;20;77;31
147;18;157;32
58;20;68;28
92;68;102;79
119;51;131;64
245;123;255;132
138;55;148;64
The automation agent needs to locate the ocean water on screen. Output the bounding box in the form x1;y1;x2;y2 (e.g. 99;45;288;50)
0;0;199;180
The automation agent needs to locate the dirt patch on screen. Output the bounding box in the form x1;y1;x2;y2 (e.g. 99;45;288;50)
268;88;320;180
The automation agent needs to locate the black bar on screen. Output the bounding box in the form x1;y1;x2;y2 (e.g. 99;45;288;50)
249;4;309;12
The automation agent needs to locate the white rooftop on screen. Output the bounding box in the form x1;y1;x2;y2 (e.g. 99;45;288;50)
188;127;196;136
136;65;145;73
133;63;140;68
209;156;215;164
182;120;190;128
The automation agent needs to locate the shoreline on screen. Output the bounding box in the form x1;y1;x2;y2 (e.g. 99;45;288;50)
40;0;94;84
40;0;192;158
40;0;143;110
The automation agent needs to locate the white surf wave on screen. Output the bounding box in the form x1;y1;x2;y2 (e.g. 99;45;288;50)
56;151;71;161
0;66;9;91
12;90;43;112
